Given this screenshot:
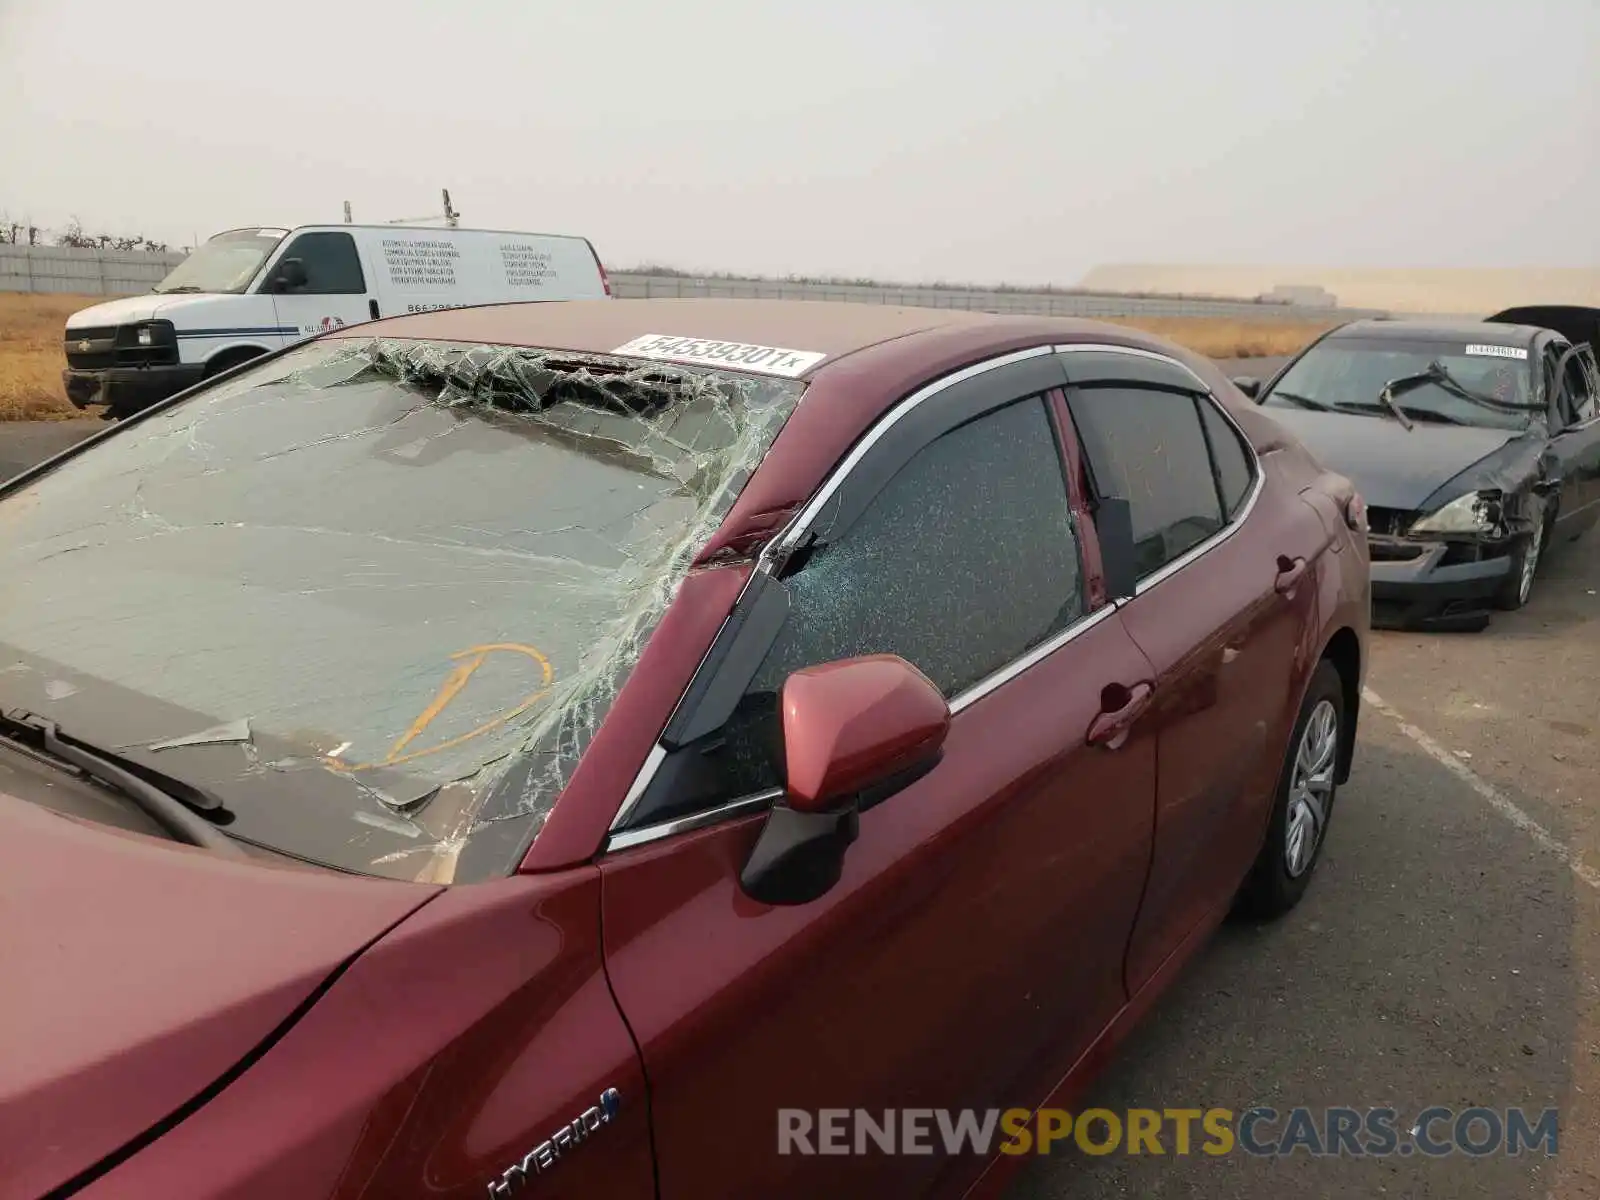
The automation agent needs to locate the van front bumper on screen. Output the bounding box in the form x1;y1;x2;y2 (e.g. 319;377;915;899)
63;365;207;416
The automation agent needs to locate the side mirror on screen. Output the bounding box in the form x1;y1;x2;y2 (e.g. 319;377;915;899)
1232;376;1262;399
272;257;308;292
739;655;949;907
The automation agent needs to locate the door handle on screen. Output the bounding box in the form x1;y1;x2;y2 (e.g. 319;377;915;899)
1274;554;1309;595
1087;681;1155;750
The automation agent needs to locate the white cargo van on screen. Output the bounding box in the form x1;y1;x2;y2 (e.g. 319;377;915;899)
62;224;612;417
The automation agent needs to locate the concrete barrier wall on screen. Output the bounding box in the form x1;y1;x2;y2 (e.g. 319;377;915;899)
1;245;1384;321
606;273;1378;322
0;245;186;295
1083;263;1600;316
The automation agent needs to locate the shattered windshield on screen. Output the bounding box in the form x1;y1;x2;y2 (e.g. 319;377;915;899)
0;338;801;882
1263;338;1538;432
154;228;284;294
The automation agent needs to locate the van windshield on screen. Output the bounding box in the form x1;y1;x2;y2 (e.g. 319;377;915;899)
0;338;801;882
153;228;286;294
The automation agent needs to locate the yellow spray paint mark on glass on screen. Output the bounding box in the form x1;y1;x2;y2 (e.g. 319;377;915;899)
327;643;553;773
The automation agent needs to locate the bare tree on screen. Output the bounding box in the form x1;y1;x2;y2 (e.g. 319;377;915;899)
55;219;95;249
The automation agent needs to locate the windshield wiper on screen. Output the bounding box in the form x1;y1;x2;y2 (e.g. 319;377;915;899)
1376;360;1541;426
1425;360;1542;415
1268;390;1336;412
1401;407;1471;426
1368;381;1417;431
1337;400;1469;426
0;708;241;856
1328;400;1412;425
154;285;204;294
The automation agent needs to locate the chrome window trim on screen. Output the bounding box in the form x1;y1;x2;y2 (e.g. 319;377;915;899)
1051;343;1266;601
609;743;666;833
948;603;1115;714
1051;341;1213;389
607;791;779;853
603;340;1264;853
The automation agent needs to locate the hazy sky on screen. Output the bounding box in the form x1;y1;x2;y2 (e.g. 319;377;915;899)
2;0;1596;285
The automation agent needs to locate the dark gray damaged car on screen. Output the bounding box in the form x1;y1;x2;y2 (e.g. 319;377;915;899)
1233;306;1600;631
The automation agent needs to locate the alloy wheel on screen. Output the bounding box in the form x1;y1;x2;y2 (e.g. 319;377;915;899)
1518;521;1543;605
1285;699;1338;878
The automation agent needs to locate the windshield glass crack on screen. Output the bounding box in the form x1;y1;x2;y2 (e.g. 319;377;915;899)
0;337;803;882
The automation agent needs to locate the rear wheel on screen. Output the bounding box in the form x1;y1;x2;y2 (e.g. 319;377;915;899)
1236;659;1344;920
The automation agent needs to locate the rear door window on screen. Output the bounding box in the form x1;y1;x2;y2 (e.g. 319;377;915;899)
1066;387;1227;579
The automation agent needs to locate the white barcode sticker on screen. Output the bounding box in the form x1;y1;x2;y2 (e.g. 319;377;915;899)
612;334;827;377
1465;344;1528;360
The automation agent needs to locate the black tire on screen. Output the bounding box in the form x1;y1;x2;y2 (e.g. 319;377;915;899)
1236;659;1345;920
204;348;263;380
1493;508;1548;611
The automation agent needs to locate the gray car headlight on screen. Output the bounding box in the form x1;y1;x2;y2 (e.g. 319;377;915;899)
1408;490;1502;536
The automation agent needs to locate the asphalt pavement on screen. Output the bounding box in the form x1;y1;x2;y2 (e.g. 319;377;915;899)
0;417;102;483
1;358;1596;1198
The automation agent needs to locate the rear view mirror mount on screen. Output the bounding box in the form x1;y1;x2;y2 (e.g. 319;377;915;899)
1096;496;1139;603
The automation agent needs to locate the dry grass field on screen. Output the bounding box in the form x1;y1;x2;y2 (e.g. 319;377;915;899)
1110;317;1333;361
0;293;115;420
0;292;1330;420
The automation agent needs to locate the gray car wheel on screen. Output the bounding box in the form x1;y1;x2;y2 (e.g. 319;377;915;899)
1494;510;1547;611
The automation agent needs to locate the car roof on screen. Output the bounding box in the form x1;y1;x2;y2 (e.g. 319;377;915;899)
333;298;1007;379
328;297;1225;384
1328;317;1545;349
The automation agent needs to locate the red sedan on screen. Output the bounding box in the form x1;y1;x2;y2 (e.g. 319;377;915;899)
0;299;1369;1199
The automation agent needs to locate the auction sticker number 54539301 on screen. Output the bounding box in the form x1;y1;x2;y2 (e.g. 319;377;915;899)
612;334;827;377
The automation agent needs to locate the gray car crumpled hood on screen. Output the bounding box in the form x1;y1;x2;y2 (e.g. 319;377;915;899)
1259;406;1526;511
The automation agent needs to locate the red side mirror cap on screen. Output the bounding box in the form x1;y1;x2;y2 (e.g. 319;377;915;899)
781;654;950;813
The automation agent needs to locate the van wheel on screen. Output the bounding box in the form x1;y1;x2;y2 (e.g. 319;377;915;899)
204;348;263;379
1236;659;1344;920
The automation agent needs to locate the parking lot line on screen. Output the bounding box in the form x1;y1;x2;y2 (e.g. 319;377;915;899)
1363;686;1600;891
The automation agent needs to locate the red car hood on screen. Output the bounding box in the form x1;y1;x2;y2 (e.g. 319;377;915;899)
0;793;439;1199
